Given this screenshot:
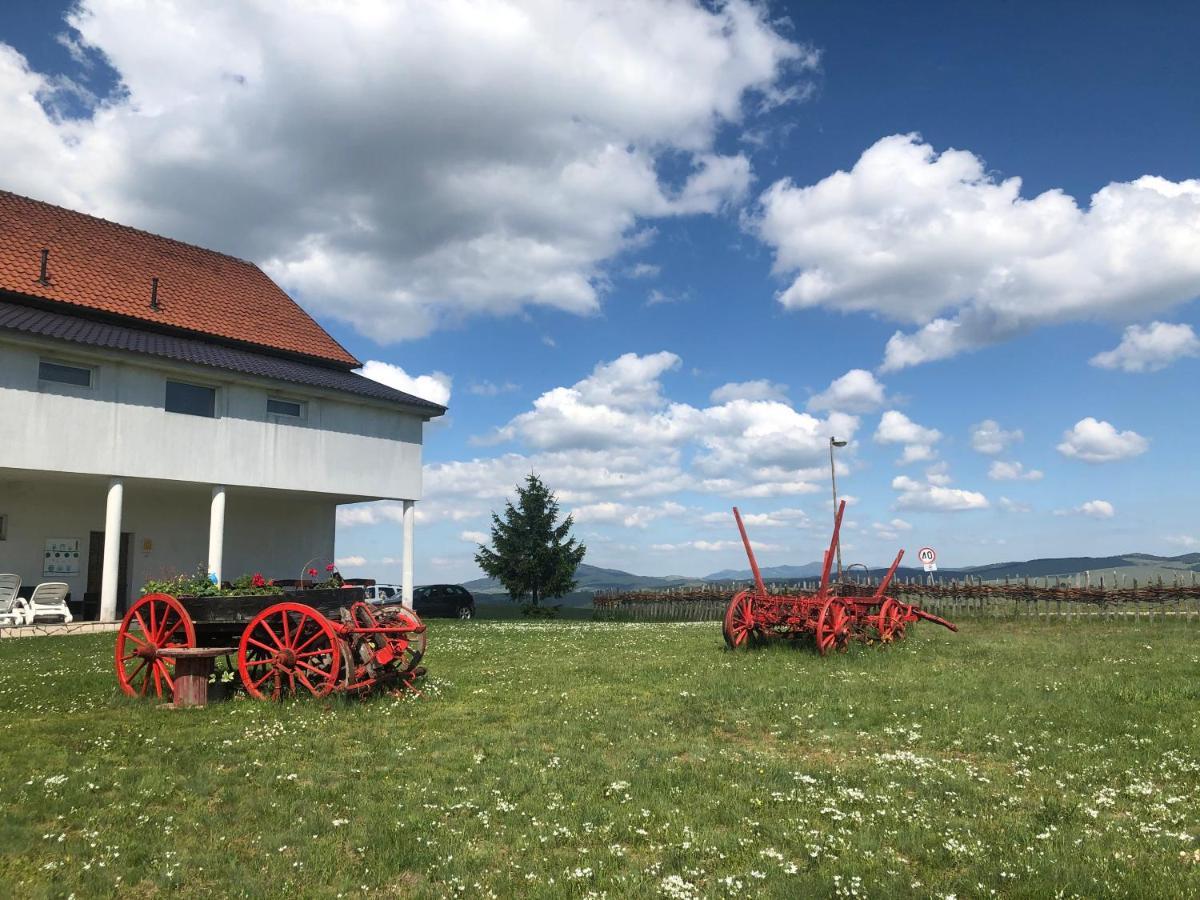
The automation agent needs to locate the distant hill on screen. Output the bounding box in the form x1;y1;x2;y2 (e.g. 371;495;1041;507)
459;552;1200;598
462;563;699;595
702;562;824;582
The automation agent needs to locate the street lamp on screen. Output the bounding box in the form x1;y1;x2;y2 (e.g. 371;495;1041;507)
829;437;848;579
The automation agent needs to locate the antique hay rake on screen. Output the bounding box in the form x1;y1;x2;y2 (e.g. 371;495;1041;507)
723;500;957;654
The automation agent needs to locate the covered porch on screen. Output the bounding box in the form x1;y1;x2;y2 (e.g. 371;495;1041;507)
0;468;416;622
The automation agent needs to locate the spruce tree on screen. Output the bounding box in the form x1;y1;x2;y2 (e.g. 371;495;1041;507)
474;474;586;614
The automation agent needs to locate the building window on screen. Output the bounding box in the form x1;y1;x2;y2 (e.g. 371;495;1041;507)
39;359;93;387
165;380;216;418
267;397;305;419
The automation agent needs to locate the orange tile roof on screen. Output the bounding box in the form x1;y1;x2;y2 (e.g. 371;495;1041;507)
0;190;359;368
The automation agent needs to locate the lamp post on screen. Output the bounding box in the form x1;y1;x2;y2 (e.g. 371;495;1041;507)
829;437;848;579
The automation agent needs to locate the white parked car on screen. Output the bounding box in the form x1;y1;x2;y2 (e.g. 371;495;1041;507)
362;583;403;605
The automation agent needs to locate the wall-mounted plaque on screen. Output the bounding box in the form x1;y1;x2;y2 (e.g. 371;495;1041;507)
44;537;82;577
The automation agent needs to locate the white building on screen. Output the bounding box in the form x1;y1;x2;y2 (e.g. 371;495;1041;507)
0;190;444;620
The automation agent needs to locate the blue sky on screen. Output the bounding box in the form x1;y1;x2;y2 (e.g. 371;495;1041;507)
3;1;1199;582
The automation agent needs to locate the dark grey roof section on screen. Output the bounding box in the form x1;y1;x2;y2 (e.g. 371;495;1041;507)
0;299;446;416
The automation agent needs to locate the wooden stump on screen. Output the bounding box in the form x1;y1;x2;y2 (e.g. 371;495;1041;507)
161;647;236;708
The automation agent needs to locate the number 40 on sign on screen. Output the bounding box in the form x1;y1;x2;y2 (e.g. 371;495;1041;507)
918;546;937;572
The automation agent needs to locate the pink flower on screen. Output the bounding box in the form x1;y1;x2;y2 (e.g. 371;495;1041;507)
308;568;318;577
251;573;266;588
326;564;336;572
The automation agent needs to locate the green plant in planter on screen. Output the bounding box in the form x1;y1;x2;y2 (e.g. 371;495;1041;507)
141;565;281;598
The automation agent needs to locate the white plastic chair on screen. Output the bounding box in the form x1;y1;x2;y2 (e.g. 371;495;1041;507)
27;582;72;624
0;574;29;627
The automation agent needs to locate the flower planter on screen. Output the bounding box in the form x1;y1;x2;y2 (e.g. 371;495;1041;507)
173;586;367;645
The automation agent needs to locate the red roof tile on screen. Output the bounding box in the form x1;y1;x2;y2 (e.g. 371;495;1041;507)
0;190;359;368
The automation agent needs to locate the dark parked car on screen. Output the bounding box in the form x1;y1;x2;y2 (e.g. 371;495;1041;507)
412;584;475;620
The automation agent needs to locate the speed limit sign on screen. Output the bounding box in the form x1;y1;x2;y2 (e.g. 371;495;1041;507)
918;547;937;571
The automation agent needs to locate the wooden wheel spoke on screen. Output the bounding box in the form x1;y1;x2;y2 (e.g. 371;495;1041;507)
290;657;328;676
125;658;147;681
123;631;148;650
292;628;326;655
280;611;292;646
250;667;278;690
247;636;279;655
295;648;335;660
133;611;152;637
258;622;286;651
157;616;184;646
243;657;274;669
295;671;318;694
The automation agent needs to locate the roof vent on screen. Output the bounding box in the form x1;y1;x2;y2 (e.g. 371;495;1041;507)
150;276;161;310
37;248;50;285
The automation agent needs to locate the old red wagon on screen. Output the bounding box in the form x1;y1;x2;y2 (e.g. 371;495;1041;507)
114;587;426;700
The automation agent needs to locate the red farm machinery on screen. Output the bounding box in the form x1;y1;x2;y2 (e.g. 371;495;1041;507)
723;500;957;654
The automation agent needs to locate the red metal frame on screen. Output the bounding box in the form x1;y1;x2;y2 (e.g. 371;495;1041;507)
724;501;956;654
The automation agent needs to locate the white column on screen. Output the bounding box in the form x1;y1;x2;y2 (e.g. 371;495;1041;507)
100;477;124;622
401;499;415;607
208;485;227;585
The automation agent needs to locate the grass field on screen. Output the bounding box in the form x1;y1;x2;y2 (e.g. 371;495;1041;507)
1;619;1198;898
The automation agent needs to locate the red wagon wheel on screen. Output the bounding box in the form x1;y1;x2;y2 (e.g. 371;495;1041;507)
384;607;427;674
238;602;342;700
815;598;851;656
877;598;906;643
722;591;760;649
115;593;196;698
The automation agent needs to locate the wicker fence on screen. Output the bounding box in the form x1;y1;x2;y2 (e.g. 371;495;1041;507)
593;576;1200;623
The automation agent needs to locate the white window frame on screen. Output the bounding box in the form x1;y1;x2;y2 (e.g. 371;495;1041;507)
266;395;307;421
164;379;220;419
37;356;96;392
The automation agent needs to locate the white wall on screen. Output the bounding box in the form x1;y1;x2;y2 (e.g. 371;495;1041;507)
0;474;336;606
0;335;426;501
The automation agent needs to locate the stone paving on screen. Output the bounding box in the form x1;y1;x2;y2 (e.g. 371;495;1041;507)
0;621;121;639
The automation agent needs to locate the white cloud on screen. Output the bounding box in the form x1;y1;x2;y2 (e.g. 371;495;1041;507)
891;474;988;512
627;262;661;279
460;531;490;544
0;1;812;341
647;288;686;306
487;350;858;498
807;368;887;413
969;419;1023;455
988;460;1044;481
752;133;1200;369
570;501;685;528
651;539;780;553
1165;534;1200;549
334;555;367;568
874;410;941;465
710;379;789;404
924;462;952;486
468;380;520;397
358;361;452;406
997;496;1032;513
1090;322;1200;373
701;507;809;528
1076;500;1115;519
1057;418;1149;464
408;351;862;537
871;517;913;541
